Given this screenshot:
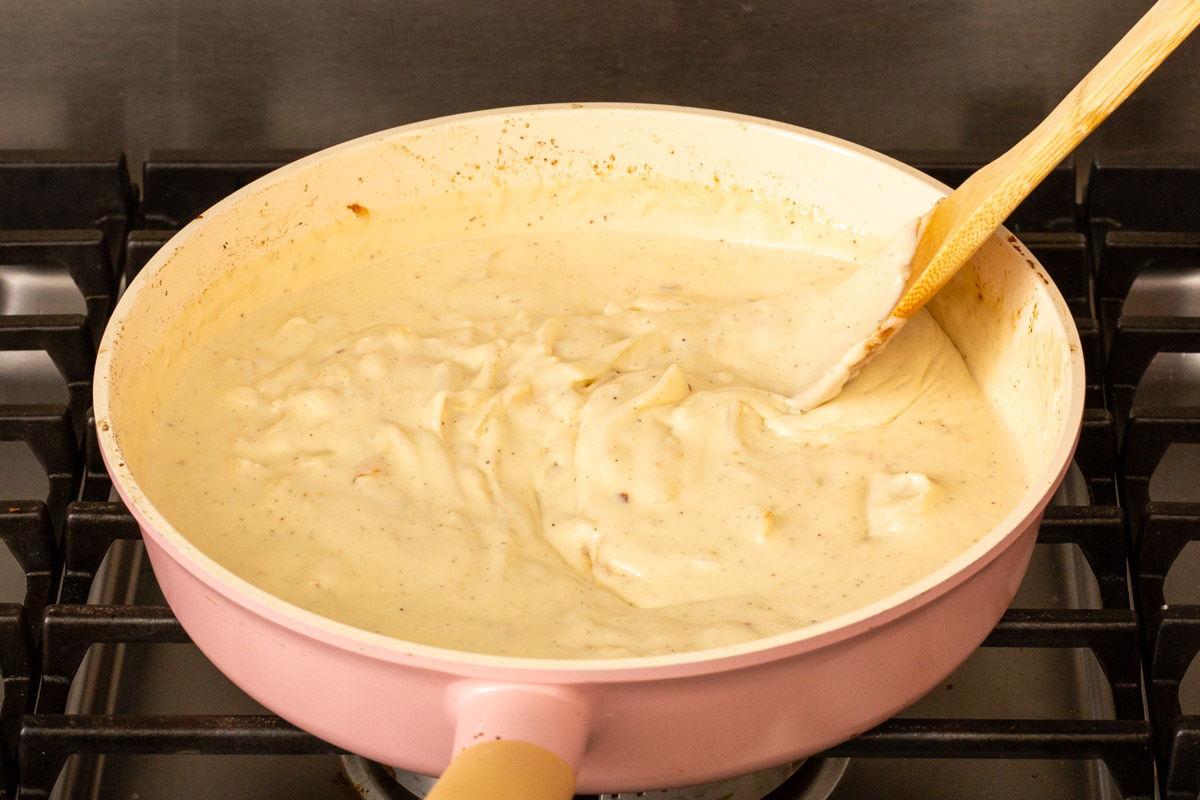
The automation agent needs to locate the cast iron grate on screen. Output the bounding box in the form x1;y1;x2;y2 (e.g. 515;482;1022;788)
0;317;94;440
1086;156;1200;800
0;605;33;800
7;150;1198;800
126;151;307;282
139;150;312;231
1103;238;1200;442
0;232;111;355
0;504;57;645
0;153;129;537
14;716;1155;800
1133;502;1200;798
13;499;1153;799
0;152;132;274
0;408;79;537
1087;154;1200;235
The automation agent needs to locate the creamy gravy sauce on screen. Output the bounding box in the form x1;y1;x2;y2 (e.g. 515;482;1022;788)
144;230;1030;658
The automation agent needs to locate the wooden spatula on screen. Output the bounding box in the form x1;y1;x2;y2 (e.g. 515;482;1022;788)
800;0;1200;409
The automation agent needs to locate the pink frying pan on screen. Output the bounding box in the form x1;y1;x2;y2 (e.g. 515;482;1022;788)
93;105;1084;798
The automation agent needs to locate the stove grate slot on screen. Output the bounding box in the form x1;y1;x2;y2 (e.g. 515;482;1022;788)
0;317;93;441
827;718;1152;799
0;153;132;276
1145;606;1200;800
1120;408;1200;545
1076;317;1106;410
1163;717;1200;800
0;505;57;649
37;605;188;717
1134;502;1200;796
1096;232;1200;353
983;609;1142;721
17;714;341;800
0;605;33;800
77;414;109;505
0;231;115;350
1106;310;1200;443
1037;506;1128;610
1077;410;1119;506
57;503;136;607
0;408;79;537
139;150;313;232
1087;156;1200;236
122;230;173;285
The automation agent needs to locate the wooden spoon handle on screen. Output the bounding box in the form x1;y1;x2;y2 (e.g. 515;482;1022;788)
893;0;1200;319
425;740;577;800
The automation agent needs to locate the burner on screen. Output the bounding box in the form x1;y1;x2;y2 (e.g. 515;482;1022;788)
341;755;848;800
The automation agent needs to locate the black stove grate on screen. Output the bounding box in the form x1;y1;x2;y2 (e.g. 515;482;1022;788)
0;411;78;538
0;152;132;275
1088;155;1200;800
0;151;1198;800
13;498;1155;799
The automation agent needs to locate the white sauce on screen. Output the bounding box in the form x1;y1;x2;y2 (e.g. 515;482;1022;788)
143;229;1030;658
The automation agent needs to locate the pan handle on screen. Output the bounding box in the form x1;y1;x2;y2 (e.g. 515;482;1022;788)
425;739;575;800
426;682;590;800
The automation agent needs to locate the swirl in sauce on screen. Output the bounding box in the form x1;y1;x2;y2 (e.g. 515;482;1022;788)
144;230;1029;658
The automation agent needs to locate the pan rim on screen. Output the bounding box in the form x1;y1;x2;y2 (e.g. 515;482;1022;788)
93;101;1087;679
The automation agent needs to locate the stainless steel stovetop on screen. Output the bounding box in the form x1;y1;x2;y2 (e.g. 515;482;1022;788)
0;143;1194;800
2;3;1200;799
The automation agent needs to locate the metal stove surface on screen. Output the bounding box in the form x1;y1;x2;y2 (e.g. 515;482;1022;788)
6;4;1200;799
4;149;1195;800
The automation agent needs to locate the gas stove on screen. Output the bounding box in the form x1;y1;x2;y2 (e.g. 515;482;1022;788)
0;146;1197;800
